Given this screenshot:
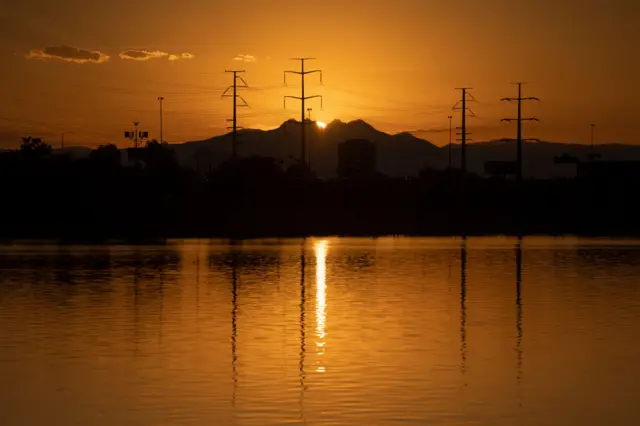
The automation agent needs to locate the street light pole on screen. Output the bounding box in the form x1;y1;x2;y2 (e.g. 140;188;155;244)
158;97;165;143
448;115;453;169
134;121;140;148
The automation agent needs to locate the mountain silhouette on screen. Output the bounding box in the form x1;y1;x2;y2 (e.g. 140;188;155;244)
173;119;441;177
48;119;640;178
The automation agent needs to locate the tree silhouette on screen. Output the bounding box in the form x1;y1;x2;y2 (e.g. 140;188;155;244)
20;136;52;160
89;144;121;168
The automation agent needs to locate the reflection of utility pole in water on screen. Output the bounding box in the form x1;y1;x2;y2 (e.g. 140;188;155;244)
460;237;468;383
515;236;523;406
299;240;307;420
196;252;200;320
133;256;141;354
158;262;164;347
230;246;239;410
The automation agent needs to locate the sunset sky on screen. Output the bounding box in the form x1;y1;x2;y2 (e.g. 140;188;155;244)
0;0;637;148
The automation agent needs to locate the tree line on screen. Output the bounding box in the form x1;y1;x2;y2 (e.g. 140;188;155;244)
0;137;637;240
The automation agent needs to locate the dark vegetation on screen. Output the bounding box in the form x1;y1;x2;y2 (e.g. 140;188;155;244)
1;137;638;240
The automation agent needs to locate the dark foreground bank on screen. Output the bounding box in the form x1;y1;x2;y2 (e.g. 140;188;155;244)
2;142;638;240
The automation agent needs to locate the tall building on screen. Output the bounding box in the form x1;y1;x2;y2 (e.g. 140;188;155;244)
337;139;377;179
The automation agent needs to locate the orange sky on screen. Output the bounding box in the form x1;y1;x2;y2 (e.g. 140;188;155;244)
0;0;638;148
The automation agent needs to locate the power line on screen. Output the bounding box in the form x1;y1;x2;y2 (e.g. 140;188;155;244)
453;88;475;173
284;58;323;167
222;70;249;160
501;82;540;181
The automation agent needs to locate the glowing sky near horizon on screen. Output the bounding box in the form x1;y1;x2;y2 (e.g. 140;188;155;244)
0;0;638;148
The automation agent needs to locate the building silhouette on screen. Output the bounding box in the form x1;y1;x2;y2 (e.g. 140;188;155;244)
337;139;377;179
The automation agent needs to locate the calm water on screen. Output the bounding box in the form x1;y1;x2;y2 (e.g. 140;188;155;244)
1;237;639;426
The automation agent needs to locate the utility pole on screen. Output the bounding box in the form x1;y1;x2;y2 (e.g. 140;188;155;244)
501;82;539;181
285;58;323;168
158;97;164;143
453;88;475;174
61;132;71;150
448;115;453;169
590;124;595;150
222;70;249;160
307;108;313;168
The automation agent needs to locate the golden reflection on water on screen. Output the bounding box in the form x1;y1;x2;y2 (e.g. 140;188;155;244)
2;238;640;426
315;240;328;373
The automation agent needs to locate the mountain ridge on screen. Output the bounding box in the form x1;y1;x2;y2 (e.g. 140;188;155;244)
33;119;640;179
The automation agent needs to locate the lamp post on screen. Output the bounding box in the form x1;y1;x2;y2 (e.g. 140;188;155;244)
61;132;72;150
448;115;453;169
158;97;165;143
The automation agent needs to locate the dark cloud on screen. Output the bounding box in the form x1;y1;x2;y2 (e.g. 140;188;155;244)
26;46;109;64
118;50;194;61
169;52;195;61
119;50;169;61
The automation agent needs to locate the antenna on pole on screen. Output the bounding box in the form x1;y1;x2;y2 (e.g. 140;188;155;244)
501;82;540;181
223;70;249;160
284;58;323;168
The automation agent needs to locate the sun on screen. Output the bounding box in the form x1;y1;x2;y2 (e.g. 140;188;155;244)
316;121;327;129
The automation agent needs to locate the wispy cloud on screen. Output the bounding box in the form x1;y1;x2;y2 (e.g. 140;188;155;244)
168;52;195;61
119;50;169;61
234;54;257;63
26;46;109;64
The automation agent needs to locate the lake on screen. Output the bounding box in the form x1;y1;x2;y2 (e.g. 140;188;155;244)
1;237;639;425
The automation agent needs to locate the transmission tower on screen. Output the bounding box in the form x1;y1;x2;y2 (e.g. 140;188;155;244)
453;88;475;173
284;58;323;167
501;82;539;181
222;70;249;160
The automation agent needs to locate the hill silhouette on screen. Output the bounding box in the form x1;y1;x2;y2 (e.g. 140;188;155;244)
172;120;640;178
171;119;440;178
50;119;640;178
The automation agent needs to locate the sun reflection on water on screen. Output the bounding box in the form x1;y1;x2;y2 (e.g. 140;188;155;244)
315;240;328;373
